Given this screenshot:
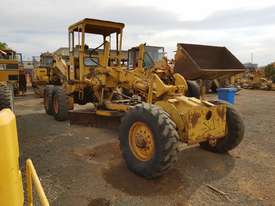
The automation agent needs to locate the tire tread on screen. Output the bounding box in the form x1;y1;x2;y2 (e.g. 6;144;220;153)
119;103;179;178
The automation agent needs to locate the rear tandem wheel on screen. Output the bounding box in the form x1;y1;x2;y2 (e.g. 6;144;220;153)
52;86;69;121
44;85;54;115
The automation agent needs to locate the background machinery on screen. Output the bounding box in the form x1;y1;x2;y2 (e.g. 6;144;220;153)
174;43;245;93
240;70;273;90
32;52;68;97
0;48;49;205
0;48;23;110
44;18;245;178
32;48;128;97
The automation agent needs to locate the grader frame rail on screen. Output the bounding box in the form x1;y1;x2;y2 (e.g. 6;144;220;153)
44;18;244;178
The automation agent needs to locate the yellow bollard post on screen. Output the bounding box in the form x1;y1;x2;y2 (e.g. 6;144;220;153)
0;109;24;206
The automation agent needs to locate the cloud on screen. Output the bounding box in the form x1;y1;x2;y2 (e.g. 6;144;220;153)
180;6;275;30
0;0;275;65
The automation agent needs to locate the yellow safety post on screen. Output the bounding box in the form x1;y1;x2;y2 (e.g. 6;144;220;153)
26;159;50;206
0;109;24;206
0;109;50;206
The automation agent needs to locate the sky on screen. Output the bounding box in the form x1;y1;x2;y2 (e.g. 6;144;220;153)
1;0;275;66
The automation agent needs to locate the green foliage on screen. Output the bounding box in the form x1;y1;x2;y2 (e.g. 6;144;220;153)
264;63;275;78
0;42;8;50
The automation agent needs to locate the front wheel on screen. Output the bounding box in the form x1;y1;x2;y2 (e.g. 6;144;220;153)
119;103;179;179
200;103;245;153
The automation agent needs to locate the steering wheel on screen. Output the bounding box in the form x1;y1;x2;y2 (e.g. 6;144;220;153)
89;41;106;57
87;41;107;67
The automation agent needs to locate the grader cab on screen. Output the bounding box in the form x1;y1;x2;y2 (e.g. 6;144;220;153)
44;18;244;178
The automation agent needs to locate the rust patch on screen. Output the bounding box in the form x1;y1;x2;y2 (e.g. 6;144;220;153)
191;112;201;127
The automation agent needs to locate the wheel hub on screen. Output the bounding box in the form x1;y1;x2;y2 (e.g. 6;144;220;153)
129;122;155;161
135;135;147;148
209;139;217;147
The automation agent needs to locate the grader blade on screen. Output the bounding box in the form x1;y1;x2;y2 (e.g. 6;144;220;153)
68;110;122;129
175;43;245;80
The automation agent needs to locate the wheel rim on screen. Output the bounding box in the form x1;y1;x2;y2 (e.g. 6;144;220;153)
53;95;58;114
129;122;155;161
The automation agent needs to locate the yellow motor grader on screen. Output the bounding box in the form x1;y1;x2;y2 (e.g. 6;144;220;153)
44;18;244;178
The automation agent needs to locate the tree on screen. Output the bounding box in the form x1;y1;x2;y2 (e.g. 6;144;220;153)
264;63;275;83
264;63;275;77
0;42;8;50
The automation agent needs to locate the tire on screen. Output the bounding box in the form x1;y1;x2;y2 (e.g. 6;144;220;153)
0;84;14;111
44;85;54;115
200;102;245;153
52;86;68;121
119;103;179;179
210;82;218;93
186;80;200;98
34;86;44;98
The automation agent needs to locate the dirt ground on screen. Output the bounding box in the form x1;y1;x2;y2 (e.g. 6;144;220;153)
16;89;275;206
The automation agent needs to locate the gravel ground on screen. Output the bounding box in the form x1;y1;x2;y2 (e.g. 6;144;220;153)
16;89;275;206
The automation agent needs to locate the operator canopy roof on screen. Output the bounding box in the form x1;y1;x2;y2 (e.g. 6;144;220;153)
69;18;125;36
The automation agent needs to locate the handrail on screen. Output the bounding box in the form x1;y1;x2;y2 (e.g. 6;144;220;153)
26;159;50;206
